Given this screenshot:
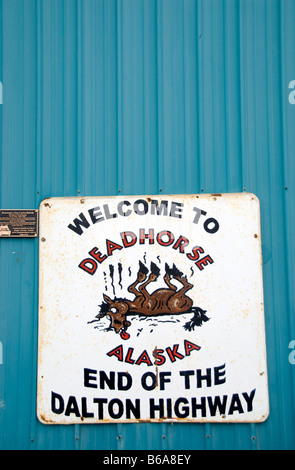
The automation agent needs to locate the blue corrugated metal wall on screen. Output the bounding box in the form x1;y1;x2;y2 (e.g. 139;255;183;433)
0;0;295;450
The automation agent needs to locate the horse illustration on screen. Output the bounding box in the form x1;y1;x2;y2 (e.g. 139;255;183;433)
95;261;209;339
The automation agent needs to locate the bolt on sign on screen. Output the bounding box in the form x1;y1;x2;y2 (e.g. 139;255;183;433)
37;193;269;424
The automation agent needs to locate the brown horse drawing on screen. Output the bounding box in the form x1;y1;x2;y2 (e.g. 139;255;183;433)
95;261;209;339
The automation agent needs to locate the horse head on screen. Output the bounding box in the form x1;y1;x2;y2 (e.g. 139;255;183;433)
97;294;131;339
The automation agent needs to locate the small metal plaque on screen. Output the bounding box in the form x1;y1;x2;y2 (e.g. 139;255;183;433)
0;210;38;238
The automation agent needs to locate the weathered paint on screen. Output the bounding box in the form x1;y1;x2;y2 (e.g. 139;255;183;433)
0;0;295;450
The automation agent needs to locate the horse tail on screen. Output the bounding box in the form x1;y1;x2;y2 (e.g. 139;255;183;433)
183;307;209;331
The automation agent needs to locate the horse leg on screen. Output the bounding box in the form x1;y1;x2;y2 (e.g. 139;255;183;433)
128;278;142;297
164;261;183;290
138;262;160;300
128;261;148;297
138;274;157;300
173;275;193;295
165;269;194;314
164;263;193;294
163;273;177;291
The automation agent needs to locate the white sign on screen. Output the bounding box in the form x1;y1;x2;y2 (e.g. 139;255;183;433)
37;193;269;424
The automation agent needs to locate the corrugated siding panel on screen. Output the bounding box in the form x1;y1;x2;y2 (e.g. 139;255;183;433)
0;0;295;450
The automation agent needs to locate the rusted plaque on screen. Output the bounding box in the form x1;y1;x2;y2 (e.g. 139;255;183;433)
37;193;269;424
0;210;38;237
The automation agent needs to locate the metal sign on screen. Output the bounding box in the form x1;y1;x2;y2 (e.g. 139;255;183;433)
37;193;269;424
0;210;38;237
